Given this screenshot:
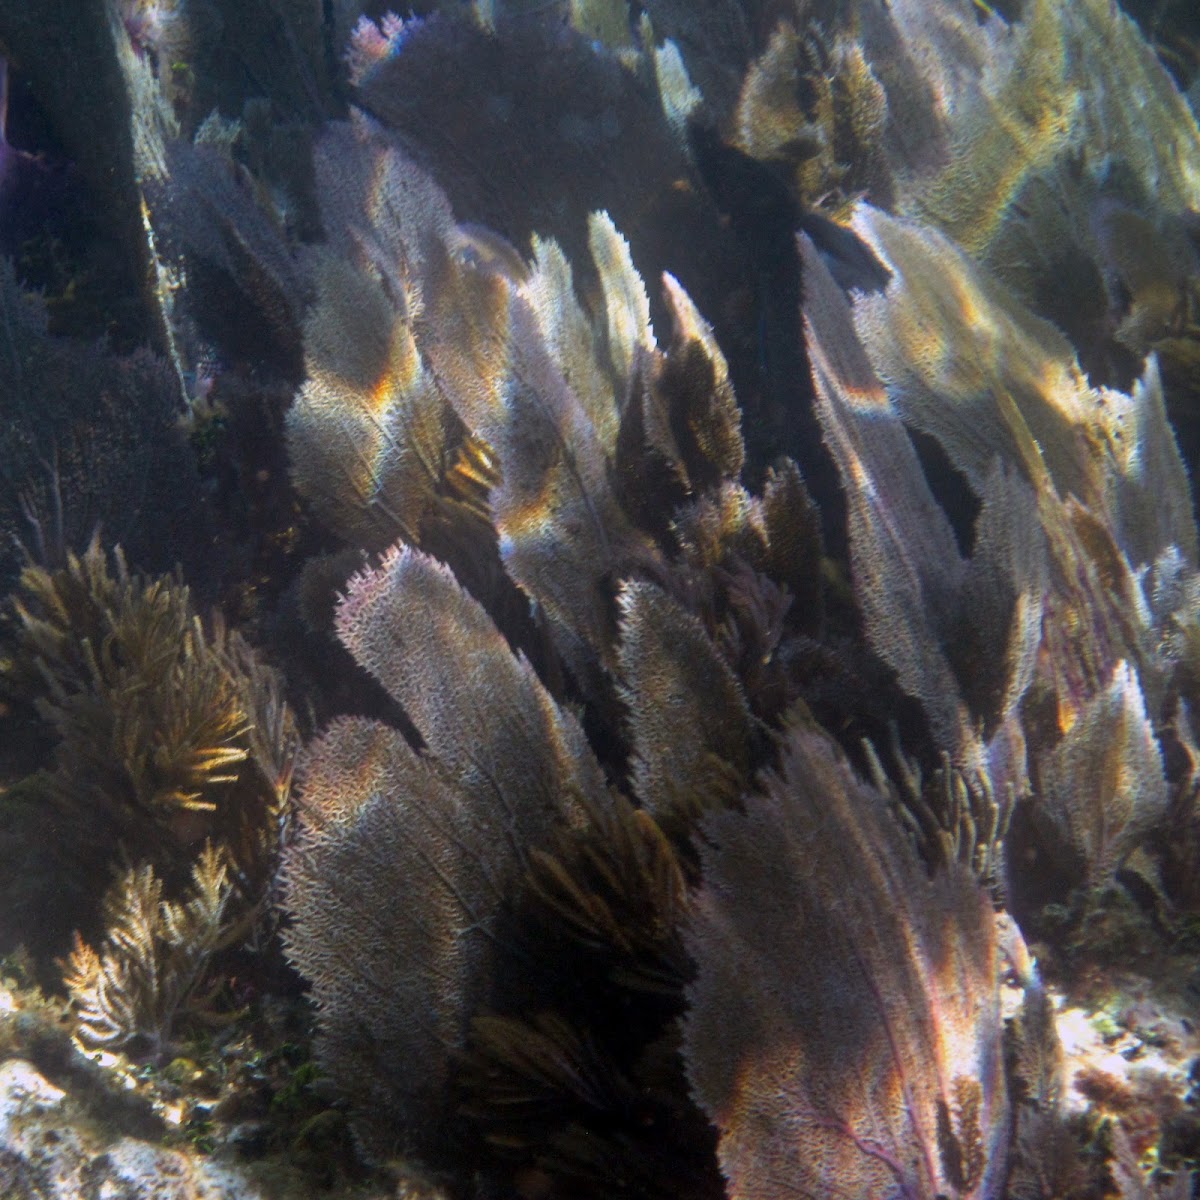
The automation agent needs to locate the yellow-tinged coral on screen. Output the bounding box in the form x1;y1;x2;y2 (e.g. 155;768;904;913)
880;0;1200;358
732;19;888;213
287;251;456;551
0;537;295;957
567;0;634;51
850;205;1197;573
803;193;1198;897
63;843;237;1056
896;0;1077;260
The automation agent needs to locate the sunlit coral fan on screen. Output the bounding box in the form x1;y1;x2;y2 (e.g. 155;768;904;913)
684;723;1014;1200
281;546;610;1156
802;201;1200;917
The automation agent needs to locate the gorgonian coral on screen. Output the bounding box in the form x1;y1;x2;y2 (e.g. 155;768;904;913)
0;537;295;963
801;207;1200;915
0;260;208;594
282;547;611;1158
684;723;1016;1200
63;843;237;1057
4;1;1198;1196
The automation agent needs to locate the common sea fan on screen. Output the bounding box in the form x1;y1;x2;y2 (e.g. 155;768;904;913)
281;545;610;1158
684;723;1014;1200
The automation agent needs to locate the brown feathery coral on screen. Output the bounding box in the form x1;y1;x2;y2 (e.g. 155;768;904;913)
862;735;1014;891
460;1005;721;1200
522;789;692;997
458;786;724;1199
683;722;1014;1200
731;18;889;215
642;272;745;494
0;537;295;958
63;843;237;1058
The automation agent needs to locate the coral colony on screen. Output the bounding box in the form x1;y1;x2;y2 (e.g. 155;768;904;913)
2;0;1200;1197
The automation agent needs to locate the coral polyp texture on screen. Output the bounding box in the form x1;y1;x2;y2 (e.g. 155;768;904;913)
2;0;1200;1197
283;546;610;1156
63;843;237;1056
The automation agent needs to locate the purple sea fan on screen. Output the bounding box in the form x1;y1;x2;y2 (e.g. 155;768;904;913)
683;724;1011;1200
280;544;613;1156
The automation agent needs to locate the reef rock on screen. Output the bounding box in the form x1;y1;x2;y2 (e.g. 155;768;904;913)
0;1056;263;1200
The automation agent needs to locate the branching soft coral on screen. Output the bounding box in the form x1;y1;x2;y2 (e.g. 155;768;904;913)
63;843;237;1058
0;536;295;960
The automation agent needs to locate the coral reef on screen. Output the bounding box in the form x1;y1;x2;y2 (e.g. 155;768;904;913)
802;204;1200;926
1;1;1200;1198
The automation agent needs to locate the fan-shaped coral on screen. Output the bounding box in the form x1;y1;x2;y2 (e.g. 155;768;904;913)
684;723;1014;1200
2;1;1200;1197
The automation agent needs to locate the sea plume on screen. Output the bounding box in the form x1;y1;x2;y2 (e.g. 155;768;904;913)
63;843;237;1057
0;537;295;961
